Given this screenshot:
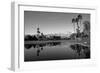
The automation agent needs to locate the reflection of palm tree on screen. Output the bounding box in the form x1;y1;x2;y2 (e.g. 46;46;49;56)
41;47;43;50
37;49;40;56
36;44;44;56
70;44;82;56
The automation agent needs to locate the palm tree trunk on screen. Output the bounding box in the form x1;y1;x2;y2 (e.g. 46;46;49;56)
74;23;75;33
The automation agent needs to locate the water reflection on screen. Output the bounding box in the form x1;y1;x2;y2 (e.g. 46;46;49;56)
25;42;61;56
25;42;90;59
70;44;90;58
25;44;32;49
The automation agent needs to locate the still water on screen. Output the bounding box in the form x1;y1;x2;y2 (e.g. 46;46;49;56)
24;42;90;62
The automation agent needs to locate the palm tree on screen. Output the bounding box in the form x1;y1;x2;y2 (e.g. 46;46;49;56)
72;18;76;33
77;14;82;31
78;14;82;37
75;18;80;30
76;14;82;37
75;17;81;37
72;18;76;39
78;14;82;24
71;14;82;39
83;21;90;35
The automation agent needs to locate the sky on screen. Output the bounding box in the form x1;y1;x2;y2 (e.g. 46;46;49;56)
24;11;90;35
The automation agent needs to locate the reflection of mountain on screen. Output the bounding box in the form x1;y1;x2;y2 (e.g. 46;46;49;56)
25;42;61;56
25;42;61;49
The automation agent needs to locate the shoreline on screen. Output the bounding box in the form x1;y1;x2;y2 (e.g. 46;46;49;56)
25;39;90;47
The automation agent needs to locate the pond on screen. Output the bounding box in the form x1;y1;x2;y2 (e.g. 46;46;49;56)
24;41;90;62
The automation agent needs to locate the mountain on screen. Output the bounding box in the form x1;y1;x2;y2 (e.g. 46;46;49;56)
45;33;72;38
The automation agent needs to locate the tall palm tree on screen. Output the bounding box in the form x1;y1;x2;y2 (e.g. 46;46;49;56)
71;14;82;39
78;14;82;23
75;14;82;32
77;14;82;37
72;18;76;40
75;18;80;32
72;18;76;33
78;15;82;28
